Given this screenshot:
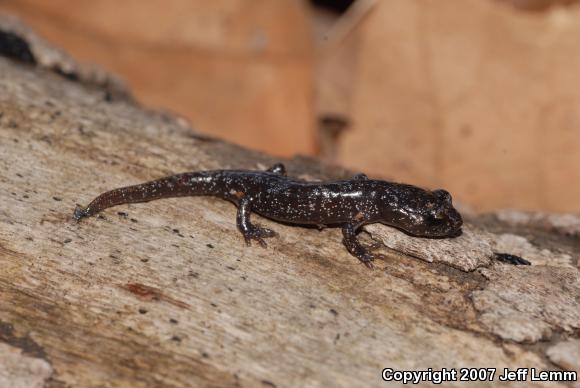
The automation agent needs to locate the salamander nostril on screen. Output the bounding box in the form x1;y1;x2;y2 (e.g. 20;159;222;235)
450;227;463;237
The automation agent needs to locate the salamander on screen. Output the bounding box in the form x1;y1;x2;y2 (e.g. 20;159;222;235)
73;163;463;268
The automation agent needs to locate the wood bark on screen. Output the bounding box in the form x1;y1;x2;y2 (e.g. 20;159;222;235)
0;18;578;387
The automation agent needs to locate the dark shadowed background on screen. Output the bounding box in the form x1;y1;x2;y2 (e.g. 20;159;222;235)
1;0;579;212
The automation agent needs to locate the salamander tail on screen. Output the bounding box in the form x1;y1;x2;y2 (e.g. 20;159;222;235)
73;171;222;221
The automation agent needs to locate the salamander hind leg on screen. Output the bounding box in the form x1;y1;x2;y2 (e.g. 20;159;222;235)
236;197;278;248
341;222;385;269
266;163;286;176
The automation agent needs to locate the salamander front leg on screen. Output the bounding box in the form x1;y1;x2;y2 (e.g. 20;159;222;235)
236;197;278;248
341;222;384;269
266;163;286;176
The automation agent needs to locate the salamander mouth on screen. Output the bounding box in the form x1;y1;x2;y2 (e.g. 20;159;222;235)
384;222;463;239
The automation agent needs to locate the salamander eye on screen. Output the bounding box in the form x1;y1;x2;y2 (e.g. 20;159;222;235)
431;210;446;220
423;208;447;226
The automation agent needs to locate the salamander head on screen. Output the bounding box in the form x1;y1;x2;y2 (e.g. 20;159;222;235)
381;186;463;238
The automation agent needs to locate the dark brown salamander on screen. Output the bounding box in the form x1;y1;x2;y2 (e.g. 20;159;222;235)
73;163;463;268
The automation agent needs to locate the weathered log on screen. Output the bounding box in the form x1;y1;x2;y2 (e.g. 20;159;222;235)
0;19;578;387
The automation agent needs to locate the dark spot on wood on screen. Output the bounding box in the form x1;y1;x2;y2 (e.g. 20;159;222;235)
23;194;29;198
138;308;148;314
201;351;209;358
261;380;277;388
495;252;531;265
63;238;72;244
121;283;190;309
0;31;36;64
210;303;217;308
169;228;184;238
130;218;138;223
54;67;79;82
123;283;160;301
188;271;199;278
140;258;149;263
329;308;338;316
0;321;47;359
117;211;128;217
39;135;53;144
171;336;181;342
226;266;236;271
206;243;214;249
169;318;178;324
16;173;23;178
186;131;219;142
